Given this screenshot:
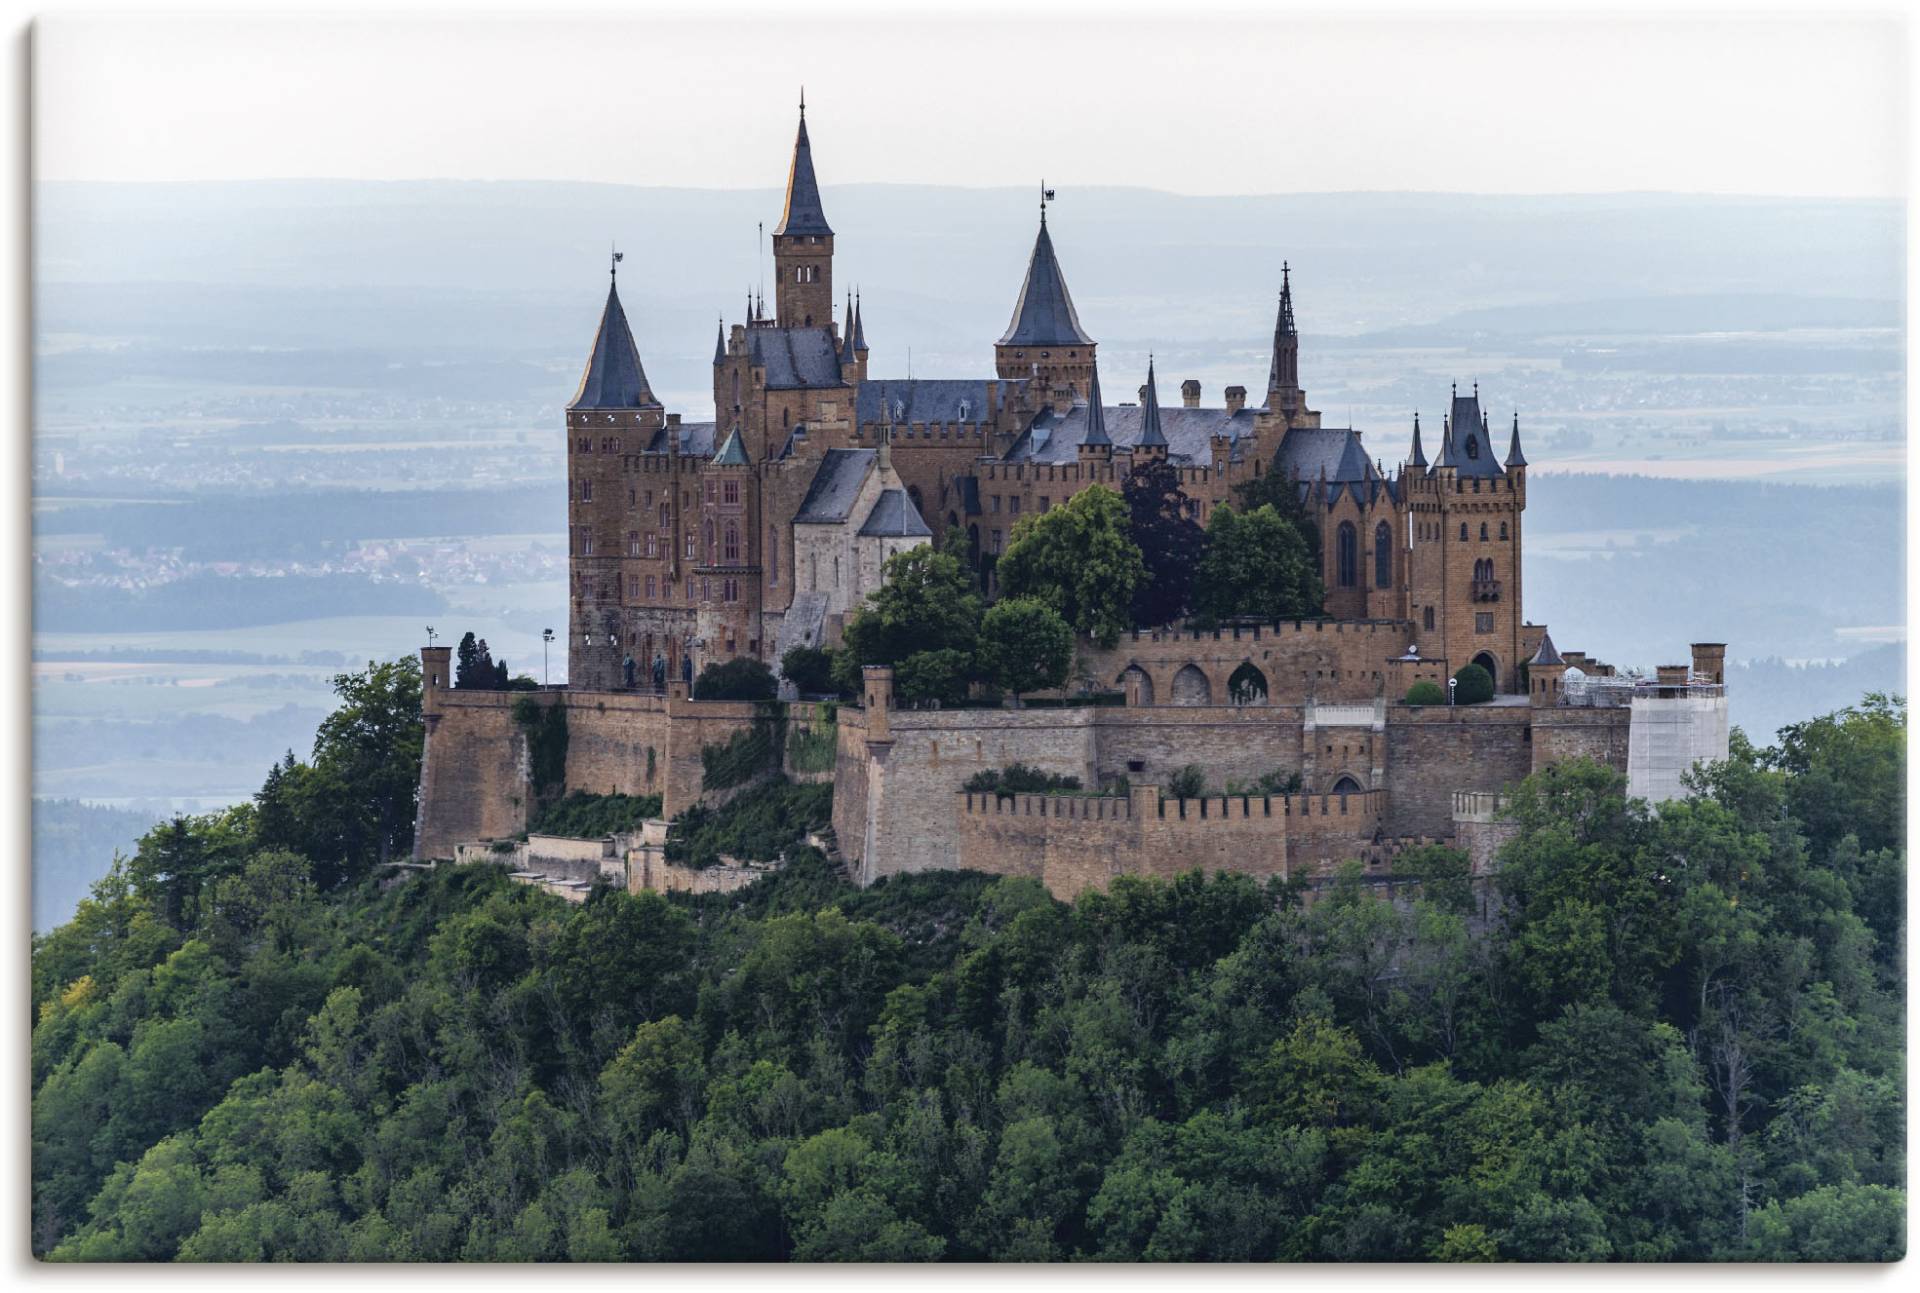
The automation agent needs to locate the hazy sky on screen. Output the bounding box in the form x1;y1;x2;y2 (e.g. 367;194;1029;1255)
34;13;1906;196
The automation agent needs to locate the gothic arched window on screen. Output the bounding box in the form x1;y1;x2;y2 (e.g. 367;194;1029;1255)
1480;522;1489;541
1336;523;1358;588
1459;522;1468;542
724;524;739;563
1500;521;1509;540
1374;522;1392;588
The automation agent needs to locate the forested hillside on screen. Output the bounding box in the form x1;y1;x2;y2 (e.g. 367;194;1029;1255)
29;659;1906;1261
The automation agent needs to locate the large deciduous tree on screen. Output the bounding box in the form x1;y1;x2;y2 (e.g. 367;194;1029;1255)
1190;504;1322;624
978;598;1074;703
834;547;982;694
996;485;1144;649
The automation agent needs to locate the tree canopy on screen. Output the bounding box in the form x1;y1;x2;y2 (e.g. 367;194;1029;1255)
996;486;1145;650
1190;504;1323;625
1120;459;1205;628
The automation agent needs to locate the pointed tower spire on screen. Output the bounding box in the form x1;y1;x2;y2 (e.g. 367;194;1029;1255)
1081;363;1111;448
841;291;856;359
568;278;655;410
999;213;1093;348
1266;261;1304;417
772;100;831;238
852;290;867;353
1408;412;1427;469
1279;260;1296;334
1139;355;1168;449
713;315;726;366
1505;410;1528;468
770;99;834;328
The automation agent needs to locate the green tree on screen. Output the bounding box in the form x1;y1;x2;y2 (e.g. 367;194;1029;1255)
996;485;1144;649
977;598;1073;702
1451;663;1494;704
1120;457;1204;627
1190;504;1322;624
836;547;982;692
694;657;777;701
780;646;836;697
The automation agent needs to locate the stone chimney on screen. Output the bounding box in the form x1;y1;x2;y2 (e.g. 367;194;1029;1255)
1656;664;1690;688
1051;385;1076;415
1690;642;1727;684
1224;385;1247;413
666;412;681;428
1181;379;1201;408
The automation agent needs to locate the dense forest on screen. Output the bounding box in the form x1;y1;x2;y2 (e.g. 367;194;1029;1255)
29;657;1906;1261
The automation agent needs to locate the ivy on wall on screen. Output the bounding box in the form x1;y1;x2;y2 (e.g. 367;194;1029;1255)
511;695;570;799
700;703;789;791
785;704;838;776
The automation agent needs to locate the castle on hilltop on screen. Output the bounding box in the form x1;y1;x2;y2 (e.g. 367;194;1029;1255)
413;105;1730;900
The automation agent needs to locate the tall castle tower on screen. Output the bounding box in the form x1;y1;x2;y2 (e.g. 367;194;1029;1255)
1264;263;1319;429
771;98;834;329
1401;385;1528;692
566;261;668;689
994;200;1096;399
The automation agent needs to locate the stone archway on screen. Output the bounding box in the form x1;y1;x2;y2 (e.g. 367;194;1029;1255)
1171;664;1212;706
1472;651;1499;690
1330;775;1364;796
1227;661;1269;706
1117;665;1155;706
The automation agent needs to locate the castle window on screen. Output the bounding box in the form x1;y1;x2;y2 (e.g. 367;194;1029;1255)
701;578;710;600
646;533;658;558
1374;522;1392;588
1336;522;1357;588
1480;522;1489;541
704;520;715;562
628;487;636;506
627;531;640;557
1424;606;1435;631
581;531;594;557
1040;497;1051;511
1476;613;1494;633
685;530;696;559
660;503;670;529
990;495;1001;514
833;556;841;587
580;479;593;503
646;575;656;599
686;579;694;603
627;575;639;599
1459;522;1468;541
1500;521;1509;540
724;524;739;563
1009;496;1021;516
705;480;716;503
991;529;1002;554
769;527;779;585
723;479;739;506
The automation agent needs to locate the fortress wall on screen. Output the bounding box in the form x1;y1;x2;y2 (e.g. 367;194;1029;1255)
1382;704;1534;839
1077;618;1413;707
561;691;674;804
1090;705;1308;789
416;690;530;860
1532;706;1633;777
659;695;769;815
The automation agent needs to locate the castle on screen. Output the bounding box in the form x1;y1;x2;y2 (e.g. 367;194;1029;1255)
413;105;1731;899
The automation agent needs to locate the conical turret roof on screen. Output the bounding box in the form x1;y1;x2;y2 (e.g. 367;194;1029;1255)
568;281;655;410
1408;412;1428;469
712;426;750;466
999;216;1093;347
1082;363;1110;446
772;108;832;237
1138;357;1167;447
1505;411;1528;468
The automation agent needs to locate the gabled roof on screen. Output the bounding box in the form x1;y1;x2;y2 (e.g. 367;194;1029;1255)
998;217;1094;347
1529;632;1564;666
642;421;717;457
858;488;932;538
1003;402;1260;467
568;282;656;411
794;448;876;523
746;326;845;390
1273;426;1371;485
1138;359;1167;447
771;110;832;237
712;427;750;466
856;378;1006;426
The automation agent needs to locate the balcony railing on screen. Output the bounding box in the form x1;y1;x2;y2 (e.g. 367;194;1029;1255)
1471;578;1501;602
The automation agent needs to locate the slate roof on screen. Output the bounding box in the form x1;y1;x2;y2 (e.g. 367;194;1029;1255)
794;449;877;523
858;488;932;538
856;378;1004;426
1407;414;1428;468
712;427;750;465
1529;632;1563;666
851;295;868;351
746;326;845;390
642;421;717;457
771;112;832;237
1003;403;1260;466
712;319;726;366
1138;359;1167;447
1274;426;1371;483
1505;413;1528;468
1083;366;1111;446
1433;391;1504;478
568;282;656;410
999;218;1094;347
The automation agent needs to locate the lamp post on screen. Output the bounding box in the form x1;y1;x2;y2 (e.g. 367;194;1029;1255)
1447;677;1457;707
542;628;555;687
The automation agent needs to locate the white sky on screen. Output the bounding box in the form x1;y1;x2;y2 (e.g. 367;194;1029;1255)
30;11;1909;196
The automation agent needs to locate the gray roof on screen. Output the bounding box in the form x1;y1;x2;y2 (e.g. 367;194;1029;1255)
1083;365;1110;446
643;421;716;457
858;488;932;538
746;326;844;389
856;378;1004;426
1530;632;1563;666
998;218;1093;347
1505;413;1528;468
1434;391;1504;479
794;448;876;523
771;112;832;237
851;295;868;351
1407;414;1428;468
1274;426;1371;484
712;319;726;366
1004;401;1260;466
1138;359;1167;447
712;427;750;465
568;282;656;411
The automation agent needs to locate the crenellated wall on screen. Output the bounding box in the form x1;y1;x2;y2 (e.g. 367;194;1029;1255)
1078;618;1415;707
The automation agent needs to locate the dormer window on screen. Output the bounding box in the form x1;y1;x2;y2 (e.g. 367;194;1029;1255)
1466;434;1479;459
